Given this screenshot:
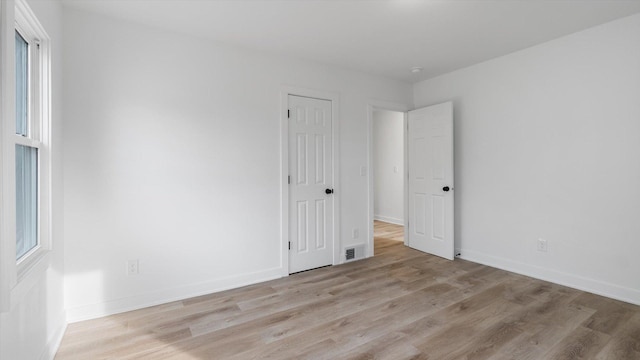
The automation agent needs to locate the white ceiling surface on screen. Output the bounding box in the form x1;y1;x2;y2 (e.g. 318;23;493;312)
61;0;640;83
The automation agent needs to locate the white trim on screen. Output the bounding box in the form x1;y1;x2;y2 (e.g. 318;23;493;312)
15;0;48;44
403;111;409;248
66;267;285;323
281;85;340;273
459;248;640;306
39;314;67;360
10;251;50;307
373;215;404;226
0;0;13;312
280;91;289;275
366;100;411;257
14;135;40;148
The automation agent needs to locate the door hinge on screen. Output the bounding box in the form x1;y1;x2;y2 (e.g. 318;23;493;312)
287;109;290;118
288;175;291;184
288;241;291;250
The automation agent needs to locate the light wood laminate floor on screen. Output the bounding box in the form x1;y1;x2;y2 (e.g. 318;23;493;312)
373;220;404;242
56;222;640;359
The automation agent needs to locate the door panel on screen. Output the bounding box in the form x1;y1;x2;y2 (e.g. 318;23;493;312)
408;102;454;260
296;134;307;184
315;200;326;249
289;95;333;273
297;201;308;252
315;135;325;184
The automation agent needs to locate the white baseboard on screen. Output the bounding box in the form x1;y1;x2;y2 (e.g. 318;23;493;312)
40;311;67;360
66;267;285;323
374;215;404;225
459;248;640;306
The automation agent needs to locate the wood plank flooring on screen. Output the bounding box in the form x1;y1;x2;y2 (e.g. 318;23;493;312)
56;222;640;359
373;220;404;241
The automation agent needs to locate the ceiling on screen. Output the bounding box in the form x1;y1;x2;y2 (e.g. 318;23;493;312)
61;0;640;83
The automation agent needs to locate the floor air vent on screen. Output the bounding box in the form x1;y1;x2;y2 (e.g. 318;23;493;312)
345;248;355;260
345;245;365;262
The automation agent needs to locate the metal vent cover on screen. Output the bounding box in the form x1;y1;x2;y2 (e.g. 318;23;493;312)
345;248;355;260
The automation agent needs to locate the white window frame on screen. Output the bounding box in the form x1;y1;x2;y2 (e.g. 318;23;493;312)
0;0;51;311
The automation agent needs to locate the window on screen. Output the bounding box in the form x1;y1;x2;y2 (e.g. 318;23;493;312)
15;29;39;260
15;144;38;259
12;0;51;271
15;31;28;137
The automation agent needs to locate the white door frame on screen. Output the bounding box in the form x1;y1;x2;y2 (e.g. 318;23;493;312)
366;100;411;257
281;86;340;275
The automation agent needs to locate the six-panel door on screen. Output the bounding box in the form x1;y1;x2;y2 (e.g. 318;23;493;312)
288;95;334;273
407;102;454;260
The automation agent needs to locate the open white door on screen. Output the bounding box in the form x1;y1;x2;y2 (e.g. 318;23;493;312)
288;95;334;273
407;102;454;260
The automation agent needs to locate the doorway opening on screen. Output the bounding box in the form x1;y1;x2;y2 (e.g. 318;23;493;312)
367;101;454;261
371;109;407;255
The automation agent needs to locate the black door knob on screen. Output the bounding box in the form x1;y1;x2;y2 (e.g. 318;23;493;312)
443;186;450;192
325;188;334;194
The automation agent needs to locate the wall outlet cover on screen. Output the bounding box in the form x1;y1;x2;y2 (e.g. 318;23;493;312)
537;239;548;253
127;260;139;275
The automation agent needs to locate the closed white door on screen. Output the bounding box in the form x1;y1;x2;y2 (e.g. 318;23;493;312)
407;102;454;260
289;95;333;273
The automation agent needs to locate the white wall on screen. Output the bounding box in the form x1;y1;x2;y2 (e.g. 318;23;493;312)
414;13;640;305
373;110;404;225
62;8;412;321
0;0;66;359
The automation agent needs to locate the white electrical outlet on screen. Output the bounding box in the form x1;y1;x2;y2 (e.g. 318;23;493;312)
127;260;139;275
352;228;359;239
360;166;367;176
537;238;548;253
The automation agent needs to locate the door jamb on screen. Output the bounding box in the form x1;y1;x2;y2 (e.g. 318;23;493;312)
366;100;411;258
281;86;340;276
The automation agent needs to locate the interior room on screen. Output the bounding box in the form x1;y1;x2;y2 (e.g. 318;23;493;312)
372;109;405;228
2;0;640;358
